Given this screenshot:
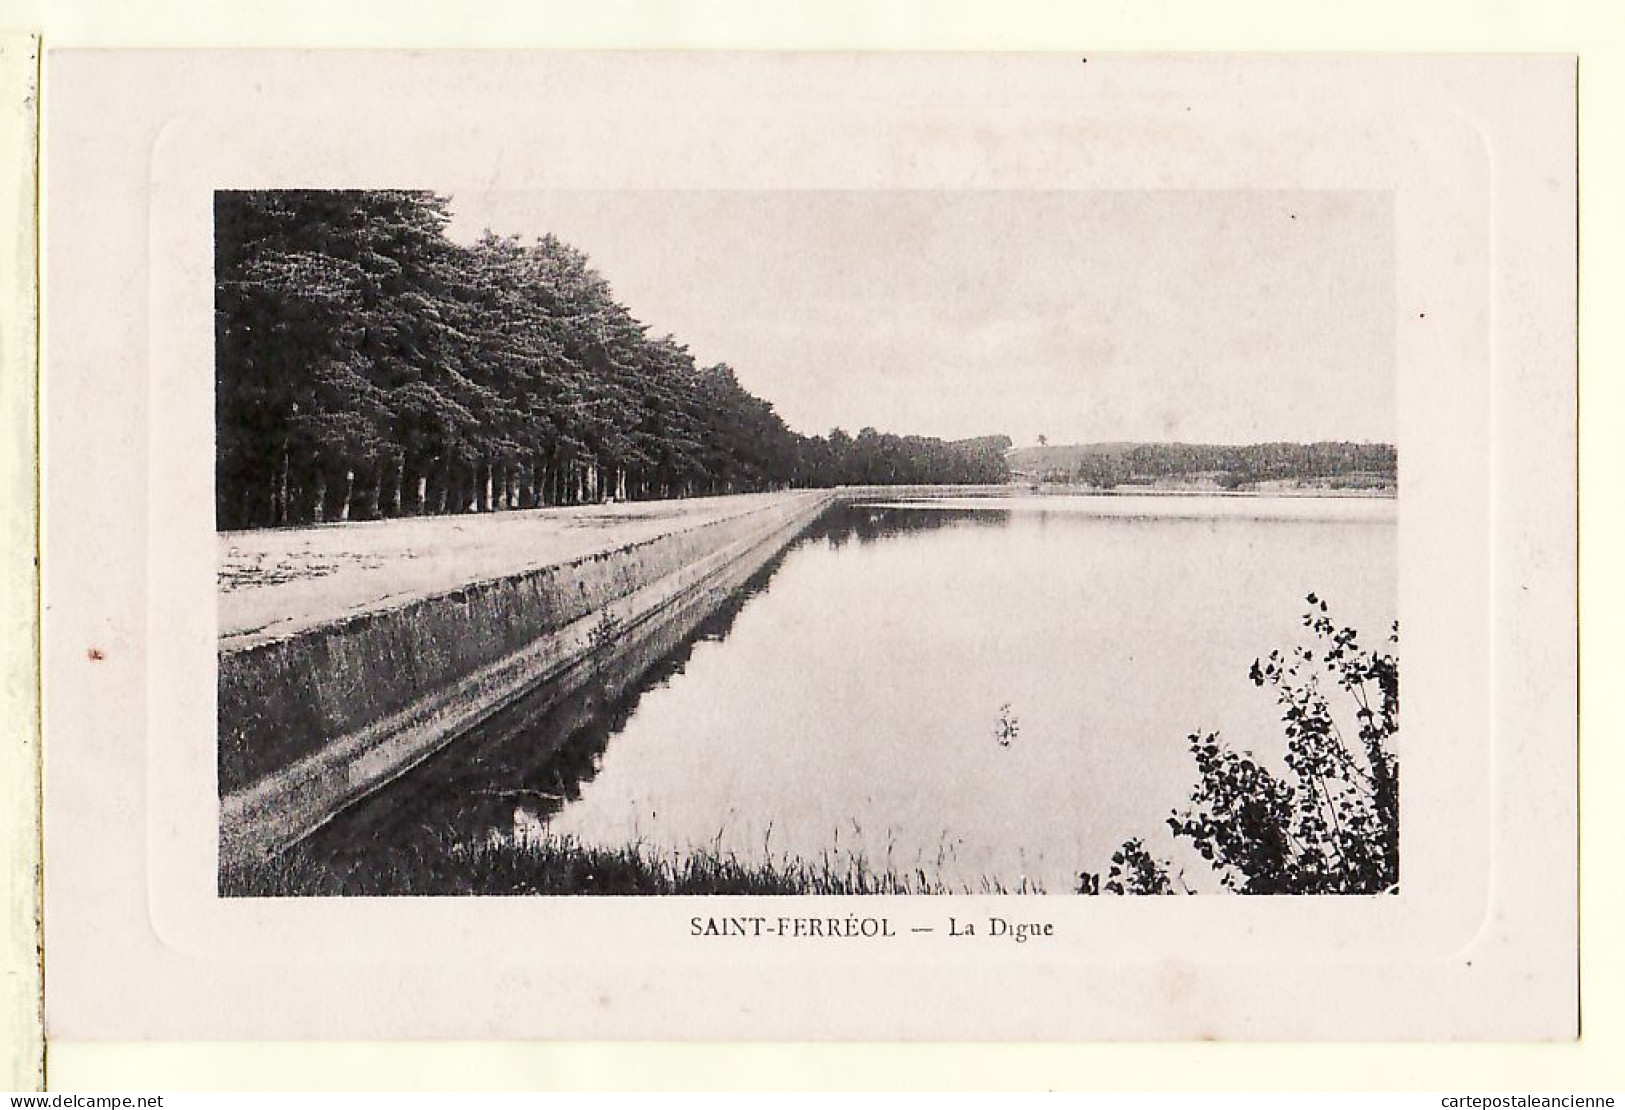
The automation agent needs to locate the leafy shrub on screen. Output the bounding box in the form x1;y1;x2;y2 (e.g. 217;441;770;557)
1090;595;1399;895
1101;837;1185;895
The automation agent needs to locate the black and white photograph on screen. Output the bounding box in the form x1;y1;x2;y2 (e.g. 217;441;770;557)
39;49;1577;1044
214;188;1399;899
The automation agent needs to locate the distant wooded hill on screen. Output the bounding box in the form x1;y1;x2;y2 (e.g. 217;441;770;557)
1007;441;1397;490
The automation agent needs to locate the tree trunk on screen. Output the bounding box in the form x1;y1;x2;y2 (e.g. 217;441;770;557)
338;469;355;522
275;447;291;525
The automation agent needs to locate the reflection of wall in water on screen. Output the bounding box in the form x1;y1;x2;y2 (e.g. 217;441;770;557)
807;503;1012;549
294;532;795;875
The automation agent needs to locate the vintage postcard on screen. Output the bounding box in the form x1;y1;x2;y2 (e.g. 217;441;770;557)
39;51;1576;1042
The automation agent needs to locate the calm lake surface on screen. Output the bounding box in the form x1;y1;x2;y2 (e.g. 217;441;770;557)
302;493;1397;893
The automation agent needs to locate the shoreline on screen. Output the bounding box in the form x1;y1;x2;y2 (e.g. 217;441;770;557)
1011;482;1396;500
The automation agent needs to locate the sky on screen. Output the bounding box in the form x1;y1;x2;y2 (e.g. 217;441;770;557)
445;190;1395;448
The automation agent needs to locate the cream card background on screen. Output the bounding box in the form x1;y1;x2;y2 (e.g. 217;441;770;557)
15;0;1614;1091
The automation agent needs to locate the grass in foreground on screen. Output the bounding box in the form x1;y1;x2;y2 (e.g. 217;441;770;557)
222;832;1046;897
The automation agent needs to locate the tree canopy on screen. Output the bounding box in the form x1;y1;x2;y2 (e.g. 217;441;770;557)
215;189;1011;530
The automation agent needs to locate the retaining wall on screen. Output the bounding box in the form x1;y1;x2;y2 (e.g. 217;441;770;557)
219;490;833;866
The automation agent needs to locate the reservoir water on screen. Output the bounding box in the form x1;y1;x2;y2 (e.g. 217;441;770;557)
297;493;1397;893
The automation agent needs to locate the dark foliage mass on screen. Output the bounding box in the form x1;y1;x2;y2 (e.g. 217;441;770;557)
1012;441;1397;490
215;189;1011;530
1083;441;1397;490
1086;597;1400;896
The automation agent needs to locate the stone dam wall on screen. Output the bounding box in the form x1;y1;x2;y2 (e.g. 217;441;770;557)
218;490;834;868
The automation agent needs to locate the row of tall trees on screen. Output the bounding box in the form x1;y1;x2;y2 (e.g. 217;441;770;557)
797;430;1012;488
215;190;1010;530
